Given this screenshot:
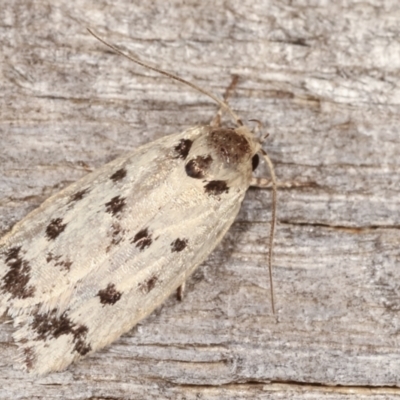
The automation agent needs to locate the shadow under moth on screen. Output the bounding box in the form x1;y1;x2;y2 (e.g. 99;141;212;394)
0;29;277;374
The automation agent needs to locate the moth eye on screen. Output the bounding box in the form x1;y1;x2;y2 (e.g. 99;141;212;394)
252;154;259;171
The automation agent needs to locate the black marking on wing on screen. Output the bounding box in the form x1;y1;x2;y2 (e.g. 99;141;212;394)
105;196;126;217
139;275;158;294
46;252;73;271
106;222;126;252
46;218;67;240
171;238;188;252
23;347;36;371
1;246;35;299
204;180;229;196
97;283;122;305
31;310;91;356
174;139;193;160
185;155;213;179
110;168;127;182
132;228;153;251
73;329;92;356
69;188;89;204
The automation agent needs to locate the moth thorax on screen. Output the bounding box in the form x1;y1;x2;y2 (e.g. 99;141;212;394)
207;128;254;166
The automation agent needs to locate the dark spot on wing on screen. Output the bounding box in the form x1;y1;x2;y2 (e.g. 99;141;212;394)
132;227;153;251
32;310;73;340
73;333;92;355
105;195;126;216
106;222;126;252
208;128;251;165
110;168;127;182
252;154;259;171
171;238;188;252
204;180;229;196
69;188;89;204
23;347;36;371
60;260;73;270
31;309;91;356
174;139;192;160
46;218;67;240
185;155;213;179
139;275;158;294
1;246;35;299
46;252;73;271
46;252;59;263
97;283;122;305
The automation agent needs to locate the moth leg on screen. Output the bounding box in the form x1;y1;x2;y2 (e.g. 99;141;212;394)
251;177;313;189
176;282;186;301
211;75;240;127
251;177;272;188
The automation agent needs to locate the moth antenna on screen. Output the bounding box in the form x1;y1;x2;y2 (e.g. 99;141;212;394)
87;29;243;126
88;28;277;313
260;149;277;316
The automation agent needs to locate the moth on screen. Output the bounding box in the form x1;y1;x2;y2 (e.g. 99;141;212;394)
0;29;277;374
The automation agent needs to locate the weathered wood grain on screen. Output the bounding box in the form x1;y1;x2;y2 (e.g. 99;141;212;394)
1;0;400;398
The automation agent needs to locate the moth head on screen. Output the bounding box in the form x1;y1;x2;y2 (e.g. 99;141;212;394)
207;126;260;166
183;125;259;186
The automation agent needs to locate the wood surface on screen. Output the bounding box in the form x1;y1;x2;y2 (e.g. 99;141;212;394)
1;1;400;399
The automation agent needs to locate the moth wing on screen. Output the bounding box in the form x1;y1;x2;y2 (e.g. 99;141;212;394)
0;125;253;374
17;177;246;373
0;126;204;315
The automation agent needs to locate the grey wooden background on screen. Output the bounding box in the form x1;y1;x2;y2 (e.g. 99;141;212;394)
1;1;400;399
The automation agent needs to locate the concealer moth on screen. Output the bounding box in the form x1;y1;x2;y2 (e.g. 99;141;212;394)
0;29;277;374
